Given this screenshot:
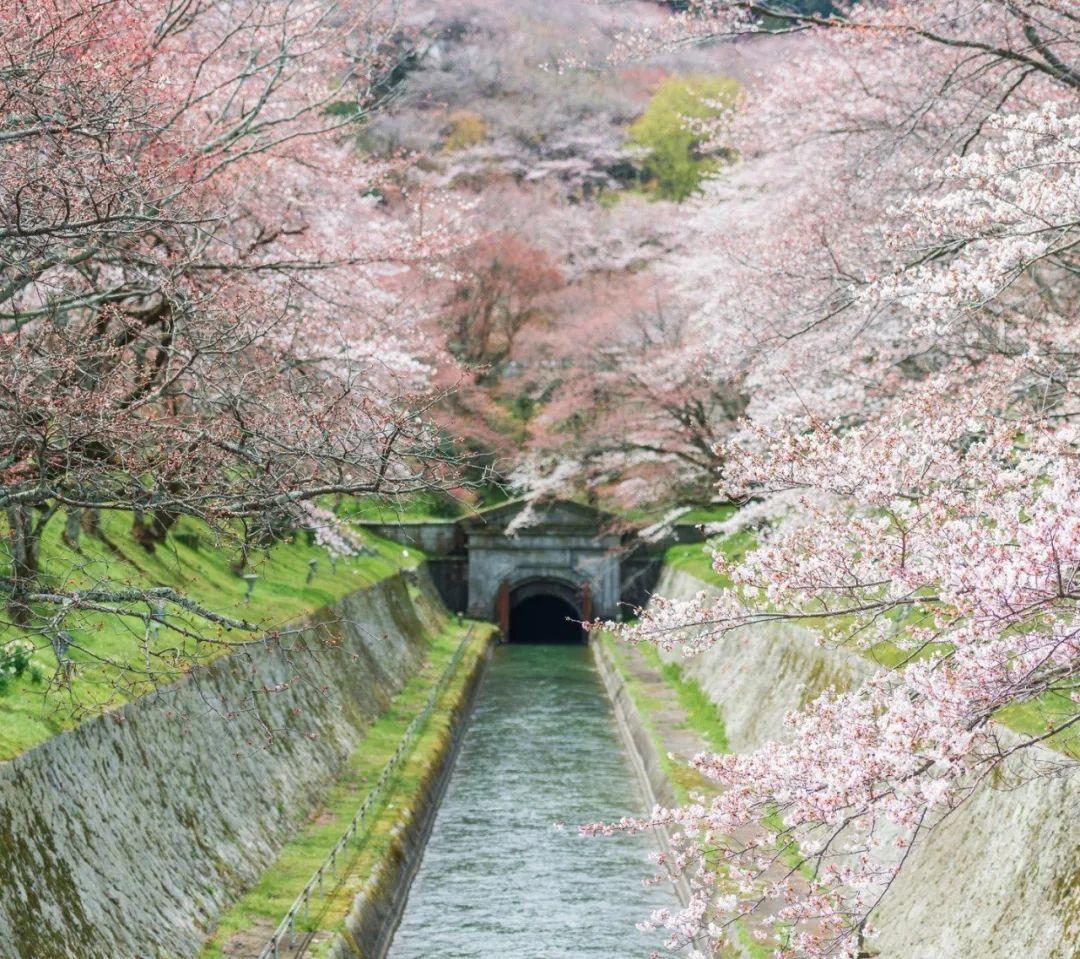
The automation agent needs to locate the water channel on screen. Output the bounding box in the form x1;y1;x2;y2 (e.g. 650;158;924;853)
386;642;675;958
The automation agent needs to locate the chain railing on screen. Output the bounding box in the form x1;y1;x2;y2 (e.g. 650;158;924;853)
256;626;478;959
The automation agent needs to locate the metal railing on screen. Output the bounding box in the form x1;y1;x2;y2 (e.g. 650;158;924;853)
257;626;477;959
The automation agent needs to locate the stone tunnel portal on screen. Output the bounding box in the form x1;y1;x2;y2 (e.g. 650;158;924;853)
358;499;672;635
506;580;586;644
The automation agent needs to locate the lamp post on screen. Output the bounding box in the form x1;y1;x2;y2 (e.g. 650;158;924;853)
306;558;317;585
242;573;258;603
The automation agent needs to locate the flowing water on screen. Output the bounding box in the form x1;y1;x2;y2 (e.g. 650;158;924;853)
386;643;675;959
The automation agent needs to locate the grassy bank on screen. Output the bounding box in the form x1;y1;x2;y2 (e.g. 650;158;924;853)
199;618;495;959
0;511;423;760
662;503;752;589
599;632;725;803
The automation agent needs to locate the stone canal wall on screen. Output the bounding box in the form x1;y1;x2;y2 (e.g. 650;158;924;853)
652;565;1080;959
591;639;691;907
0;571;445;959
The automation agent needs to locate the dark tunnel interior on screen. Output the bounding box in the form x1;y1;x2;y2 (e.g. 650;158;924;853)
508;594;585;644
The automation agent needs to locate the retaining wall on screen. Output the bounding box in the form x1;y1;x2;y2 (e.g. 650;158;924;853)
653;566;1079;959
356;522;462;557
591;639;691;907
0;571;445;959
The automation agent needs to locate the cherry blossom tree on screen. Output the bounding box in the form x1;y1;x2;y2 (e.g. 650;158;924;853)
420;184;687;494
366;0;672;195
1;0;459;671
588;3;1080;956
523;283;746;509
442;232;563;370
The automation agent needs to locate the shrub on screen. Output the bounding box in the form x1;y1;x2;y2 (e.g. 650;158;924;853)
442;110;488;152
0;639;35;694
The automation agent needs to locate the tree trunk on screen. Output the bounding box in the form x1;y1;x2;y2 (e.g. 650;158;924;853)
62;509;83;550
5;506;41;625
131;508;179;552
81;508;102;538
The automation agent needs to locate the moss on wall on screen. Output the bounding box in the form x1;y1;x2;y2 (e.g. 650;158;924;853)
199;619;495;959
0;571;444;959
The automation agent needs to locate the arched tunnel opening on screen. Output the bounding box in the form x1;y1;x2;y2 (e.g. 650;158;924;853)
508;594;585;644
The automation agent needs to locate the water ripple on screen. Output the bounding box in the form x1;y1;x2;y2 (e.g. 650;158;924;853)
387;644;674;959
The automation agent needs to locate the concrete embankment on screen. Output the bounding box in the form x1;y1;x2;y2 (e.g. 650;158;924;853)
652;565;1080;959
0;571;450;959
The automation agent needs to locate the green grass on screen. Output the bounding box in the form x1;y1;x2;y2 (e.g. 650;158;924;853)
0;510;423;760
663;525;754;589
642;644;729;755
674;503;738;526
346;487;517;524
347;491;469;523
609;501;736;527
663;542;724;586
736;928;776;959
198;619;494;959
996;690;1080;759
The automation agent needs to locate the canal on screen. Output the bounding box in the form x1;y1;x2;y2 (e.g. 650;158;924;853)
386;642;675;958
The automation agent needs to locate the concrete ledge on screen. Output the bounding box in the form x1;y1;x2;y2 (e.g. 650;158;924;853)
591;636;691;907
331;630;495;959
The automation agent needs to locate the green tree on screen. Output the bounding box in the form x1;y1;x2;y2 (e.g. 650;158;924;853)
628;75;739;201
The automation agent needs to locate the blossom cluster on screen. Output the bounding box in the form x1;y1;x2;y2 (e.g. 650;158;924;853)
597;2;1080;955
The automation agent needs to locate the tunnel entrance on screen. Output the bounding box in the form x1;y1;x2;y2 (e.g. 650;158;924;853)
508;594;585;644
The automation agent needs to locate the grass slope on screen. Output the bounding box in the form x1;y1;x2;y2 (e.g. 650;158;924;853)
597;633;773;959
599;632;725;802
0;511;422;760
